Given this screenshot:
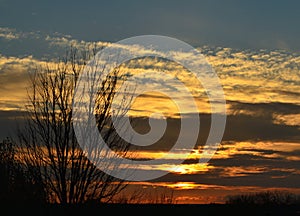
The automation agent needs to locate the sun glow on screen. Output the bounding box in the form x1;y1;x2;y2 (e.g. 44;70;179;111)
169;182;198;190
162;163;214;174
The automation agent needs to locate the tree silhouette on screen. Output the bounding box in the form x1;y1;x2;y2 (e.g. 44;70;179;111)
18;46;132;205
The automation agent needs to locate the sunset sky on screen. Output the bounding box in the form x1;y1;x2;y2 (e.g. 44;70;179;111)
1;0;300;204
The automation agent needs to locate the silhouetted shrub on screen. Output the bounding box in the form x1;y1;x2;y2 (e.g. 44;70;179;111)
226;191;300;206
0;138;47;205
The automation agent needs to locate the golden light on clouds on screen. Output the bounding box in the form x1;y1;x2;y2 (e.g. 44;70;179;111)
163;163;214;175
273;113;300;126
118;140;300;177
118;58;212;117
1;43;300;118
0;27;299;112
128;91;180;118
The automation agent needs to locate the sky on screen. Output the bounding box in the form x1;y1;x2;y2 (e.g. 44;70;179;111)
1;0;300;51
0;0;300;204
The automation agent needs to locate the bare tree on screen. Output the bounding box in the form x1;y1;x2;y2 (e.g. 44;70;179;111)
18;46;132;205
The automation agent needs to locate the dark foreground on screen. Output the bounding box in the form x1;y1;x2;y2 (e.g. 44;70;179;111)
2;203;300;215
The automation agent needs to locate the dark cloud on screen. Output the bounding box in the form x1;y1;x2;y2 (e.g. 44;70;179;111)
2;102;299;144
0;110;27;140
148;146;300;188
229;100;300;116
1;0;300;51
130;110;300;152
1;108;299;190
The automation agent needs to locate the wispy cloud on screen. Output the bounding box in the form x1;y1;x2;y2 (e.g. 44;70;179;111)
1;29;300;120
0;27;20;40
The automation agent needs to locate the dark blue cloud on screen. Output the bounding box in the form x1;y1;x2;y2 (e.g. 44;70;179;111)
1;0;300;51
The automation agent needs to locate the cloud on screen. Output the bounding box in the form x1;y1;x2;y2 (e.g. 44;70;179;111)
0;27;20;40
0;28;299;107
0;110;27;139
0;55;35;110
273;114;300;126
1;31;300;124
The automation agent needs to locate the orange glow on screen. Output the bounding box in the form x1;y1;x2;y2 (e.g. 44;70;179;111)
119;181;300;204
161;163;214;174
273;113;300;126
128;91;180;118
221;166;267;177
166;182;199;190
128;149;207;160
214;141;300;160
